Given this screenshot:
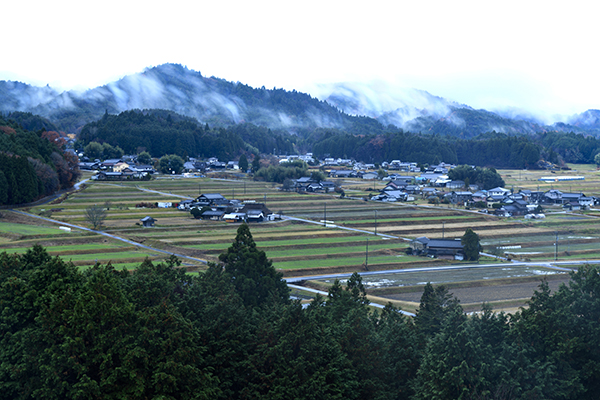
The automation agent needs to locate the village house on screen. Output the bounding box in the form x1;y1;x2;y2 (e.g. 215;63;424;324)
450;191;473;204
200;210;225;220
113;162;130;172
196;193;229;206
410;237;464;260
372;190;407;202
488;187;511;197
240;203;272;222
329;170;356;178
472;191;488;203
386;174;414;184
543;189;563;204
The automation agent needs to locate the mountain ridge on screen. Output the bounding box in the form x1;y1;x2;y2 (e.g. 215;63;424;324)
1;63;598;137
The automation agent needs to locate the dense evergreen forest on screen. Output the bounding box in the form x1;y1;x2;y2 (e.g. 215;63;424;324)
75;108;600;168
2;224;600;399
77;110;296;160
0;115;79;205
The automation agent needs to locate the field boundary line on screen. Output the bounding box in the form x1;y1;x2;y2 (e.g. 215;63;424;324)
9;210;208;265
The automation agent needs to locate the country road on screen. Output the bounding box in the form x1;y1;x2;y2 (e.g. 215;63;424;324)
10;179;600;313
9;209;208;265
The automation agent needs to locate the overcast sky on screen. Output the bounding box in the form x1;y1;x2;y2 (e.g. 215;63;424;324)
2;0;598;120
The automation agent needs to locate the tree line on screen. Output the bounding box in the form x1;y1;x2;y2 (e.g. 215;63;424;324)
75;108;600;169
77;110;296;161
2;224;600;399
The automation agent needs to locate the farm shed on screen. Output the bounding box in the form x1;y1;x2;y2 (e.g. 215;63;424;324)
140;216;156;227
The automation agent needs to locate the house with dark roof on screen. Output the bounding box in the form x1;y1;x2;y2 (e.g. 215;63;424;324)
140;216;156;227
387;174;413;184
246;209;266;222
501;200;529;216
383;181;405;192
329;170;356;178
518;190;544;203
543;189;562;204
410;236;464;260
239;203;273;222
196;193;228;206
450;191;473;204
200;210;225;220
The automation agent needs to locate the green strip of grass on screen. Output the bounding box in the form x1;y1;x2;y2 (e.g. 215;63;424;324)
267;243;396;258
0;222;71;236
0;243;130;254
60;251;163;262
274;254;420;269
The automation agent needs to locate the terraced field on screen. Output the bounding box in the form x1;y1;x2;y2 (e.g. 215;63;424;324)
2;165;600;311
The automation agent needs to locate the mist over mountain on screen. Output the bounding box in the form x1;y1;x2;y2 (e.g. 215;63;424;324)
0;81;59;113
0;63;598;137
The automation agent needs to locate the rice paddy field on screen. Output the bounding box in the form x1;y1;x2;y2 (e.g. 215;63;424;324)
1;164;599;311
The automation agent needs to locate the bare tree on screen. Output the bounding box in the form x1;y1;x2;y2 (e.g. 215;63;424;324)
85;204;107;230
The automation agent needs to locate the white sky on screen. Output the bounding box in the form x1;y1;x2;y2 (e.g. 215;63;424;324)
2;0;599;119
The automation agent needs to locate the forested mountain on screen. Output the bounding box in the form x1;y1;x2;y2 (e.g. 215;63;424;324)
0;81;58;114
1;63;599;138
77;110;296;160
76;107;600;167
3;227;600;400
2;64;377;135
309;129;544;167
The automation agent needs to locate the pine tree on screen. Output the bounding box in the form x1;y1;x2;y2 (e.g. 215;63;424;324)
462;228;481;261
238;154;248;172
219;224;289;308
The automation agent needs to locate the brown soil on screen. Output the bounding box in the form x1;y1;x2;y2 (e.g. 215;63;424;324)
380;276;570;304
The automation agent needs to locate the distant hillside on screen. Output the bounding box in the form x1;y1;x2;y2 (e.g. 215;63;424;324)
0;81;58;114
2;64;381;135
317;82;596;137
0;63;598;138
77;109;296;160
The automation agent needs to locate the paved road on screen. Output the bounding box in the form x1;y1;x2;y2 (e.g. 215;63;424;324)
15;179;600;311
281;215;405;240
288;283;416;316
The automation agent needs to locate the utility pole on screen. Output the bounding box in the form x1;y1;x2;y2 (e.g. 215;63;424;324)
365;237;369;271
442;221;445;239
555;231;558;261
324;202;327;227
374;209;378;236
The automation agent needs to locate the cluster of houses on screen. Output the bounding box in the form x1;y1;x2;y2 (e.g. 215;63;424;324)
177;193;274;223
374;178;597;216
80;158;156;181
291;177;337;193
183;157;243;172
